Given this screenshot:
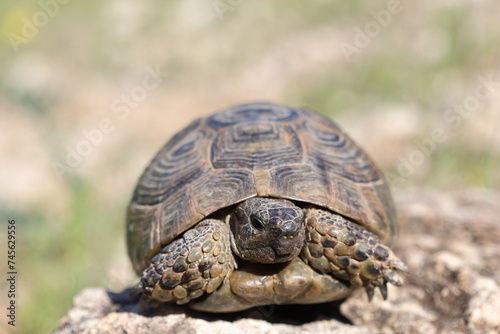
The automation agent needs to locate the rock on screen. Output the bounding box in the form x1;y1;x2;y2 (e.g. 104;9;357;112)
53;190;500;334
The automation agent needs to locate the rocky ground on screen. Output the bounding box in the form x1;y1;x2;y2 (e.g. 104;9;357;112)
53;189;500;334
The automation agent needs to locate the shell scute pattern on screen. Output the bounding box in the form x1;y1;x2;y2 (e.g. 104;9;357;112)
191;169;256;214
205;102;300;129
132;119;212;206
210;124;303;170
127;102;395;273
302;117;380;183
269;165;331;204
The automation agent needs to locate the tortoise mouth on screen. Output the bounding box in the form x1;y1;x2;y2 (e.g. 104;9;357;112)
270;253;296;263
271;246;301;263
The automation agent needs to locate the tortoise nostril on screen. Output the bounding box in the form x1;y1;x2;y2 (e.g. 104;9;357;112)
279;232;299;246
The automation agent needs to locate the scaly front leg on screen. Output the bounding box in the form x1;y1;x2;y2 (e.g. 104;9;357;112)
136;219;236;305
300;208;408;300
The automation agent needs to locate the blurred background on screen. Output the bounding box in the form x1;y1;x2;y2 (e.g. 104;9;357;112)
0;1;499;333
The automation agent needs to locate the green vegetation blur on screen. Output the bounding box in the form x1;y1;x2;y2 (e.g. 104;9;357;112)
0;1;499;333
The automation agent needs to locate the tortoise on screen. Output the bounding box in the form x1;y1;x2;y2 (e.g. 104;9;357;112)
127;102;408;312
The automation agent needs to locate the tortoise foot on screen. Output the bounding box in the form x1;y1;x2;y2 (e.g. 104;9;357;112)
301;208;409;301
138;219;236;304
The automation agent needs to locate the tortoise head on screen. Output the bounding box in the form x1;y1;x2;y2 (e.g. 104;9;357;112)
229;198;305;264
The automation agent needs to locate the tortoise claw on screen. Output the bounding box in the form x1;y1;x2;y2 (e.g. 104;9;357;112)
390;259;409;274
365;285;375;301
378;282;388;300
383;270;404;287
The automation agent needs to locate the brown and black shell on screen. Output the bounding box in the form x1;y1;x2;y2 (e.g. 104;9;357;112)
127;102;396;273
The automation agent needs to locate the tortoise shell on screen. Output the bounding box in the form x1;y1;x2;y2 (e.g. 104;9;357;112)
127;102;396;274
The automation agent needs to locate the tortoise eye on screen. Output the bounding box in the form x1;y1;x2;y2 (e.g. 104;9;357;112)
250;215;265;230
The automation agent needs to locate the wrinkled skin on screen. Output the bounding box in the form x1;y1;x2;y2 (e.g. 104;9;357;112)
136;198;408;312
